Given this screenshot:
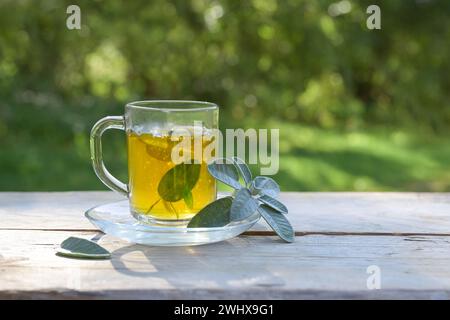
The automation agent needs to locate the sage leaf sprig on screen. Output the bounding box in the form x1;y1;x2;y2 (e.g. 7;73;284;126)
187;157;294;243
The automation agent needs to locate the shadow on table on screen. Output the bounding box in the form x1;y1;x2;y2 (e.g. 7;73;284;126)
109;240;286;289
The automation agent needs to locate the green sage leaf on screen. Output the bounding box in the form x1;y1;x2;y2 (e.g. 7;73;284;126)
187;196;233;228
56;237;111;259
258;194;288;214
183;188;193;209
231;157;252;186
141;135;174;162
158;163;201;202
162;199;178;218
258;204;294;243
207;158;242;189
251;176;280;198
230;188;259;221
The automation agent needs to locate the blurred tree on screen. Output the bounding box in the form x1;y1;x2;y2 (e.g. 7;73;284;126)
0;0;449;191
1;0;449;130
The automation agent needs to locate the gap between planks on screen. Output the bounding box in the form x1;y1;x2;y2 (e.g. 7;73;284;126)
1;227;450;237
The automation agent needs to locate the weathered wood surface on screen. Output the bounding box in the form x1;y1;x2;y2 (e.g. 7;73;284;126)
2;192;450;234
1;192;450;299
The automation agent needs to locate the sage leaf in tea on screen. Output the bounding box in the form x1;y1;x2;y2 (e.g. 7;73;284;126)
207;158;242;190
158;163;201;202
230;187;258;221
145;142;173;162
187;196;233;228
57;237;111;259
251;176;280;198
258;204;294;243
231;156;252;186
258;194;288;214
162;199;179;219
183;187;194;209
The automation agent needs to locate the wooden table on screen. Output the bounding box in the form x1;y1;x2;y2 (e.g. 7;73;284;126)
1;192;450;299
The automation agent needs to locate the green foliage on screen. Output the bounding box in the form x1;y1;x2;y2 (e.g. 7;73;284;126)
0;1;449;191
1;1;449;128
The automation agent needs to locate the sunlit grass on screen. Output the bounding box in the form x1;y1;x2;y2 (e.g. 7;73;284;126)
269;121;450;191
1;113;449;192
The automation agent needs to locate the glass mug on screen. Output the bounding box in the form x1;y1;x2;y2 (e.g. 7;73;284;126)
90;100;218;225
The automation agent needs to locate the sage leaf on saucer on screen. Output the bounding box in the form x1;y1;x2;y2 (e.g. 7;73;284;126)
188;157;294;243
257;204;294;243
258;194;288;214
187;196;233;227
251;176;280;198
230;187;258;220
57;237;111;259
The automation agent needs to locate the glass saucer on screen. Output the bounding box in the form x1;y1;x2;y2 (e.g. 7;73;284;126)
85;200;260;246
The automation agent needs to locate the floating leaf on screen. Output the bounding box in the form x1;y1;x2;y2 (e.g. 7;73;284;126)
158;163;201;202
230;188;258;221
56;237;111;259
207;158;242;189
145;144;172;162
141;135;174;162
258;194;288;214
251;176;280;198
258;205;294;243
232;157;252;186
187;196;233;228
183;188;193;209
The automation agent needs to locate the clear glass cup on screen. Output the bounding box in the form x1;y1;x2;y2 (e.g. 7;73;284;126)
90;100;219;225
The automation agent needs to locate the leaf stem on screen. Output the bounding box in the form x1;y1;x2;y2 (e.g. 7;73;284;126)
168;202;179;219
146;198;161;214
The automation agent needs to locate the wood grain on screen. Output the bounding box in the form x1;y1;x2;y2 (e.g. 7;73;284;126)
1;229;450;299
1;192;450;299
2;192;450;234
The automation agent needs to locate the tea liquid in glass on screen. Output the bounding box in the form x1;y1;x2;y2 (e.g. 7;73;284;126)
127;128;216;222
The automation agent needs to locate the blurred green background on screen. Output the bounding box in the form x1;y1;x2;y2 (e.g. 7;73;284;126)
0;0;449;192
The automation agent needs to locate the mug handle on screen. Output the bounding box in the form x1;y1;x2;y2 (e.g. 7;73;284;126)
90;116;128;197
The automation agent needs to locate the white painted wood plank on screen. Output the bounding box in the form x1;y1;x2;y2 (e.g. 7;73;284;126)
1;230;450;299
0;192;121;230
283;192;450;234
1;192;450;234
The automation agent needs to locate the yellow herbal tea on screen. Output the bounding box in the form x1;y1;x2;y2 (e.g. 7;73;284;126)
127;129;216;222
